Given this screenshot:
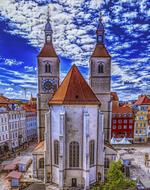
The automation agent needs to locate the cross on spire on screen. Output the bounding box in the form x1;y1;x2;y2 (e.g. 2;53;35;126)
44;5;53;43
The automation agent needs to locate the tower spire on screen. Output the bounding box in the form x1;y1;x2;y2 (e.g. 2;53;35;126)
96;12;105;44
44;5;53;44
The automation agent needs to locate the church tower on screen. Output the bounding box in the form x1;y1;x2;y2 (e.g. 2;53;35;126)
89;14;111;141
37;10;60;142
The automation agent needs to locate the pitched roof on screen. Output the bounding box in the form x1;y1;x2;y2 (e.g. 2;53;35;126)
49;65;101;105
91;44;111;58
134;95;150;105
38;43;58;57
6;171;22;179
0;95;14;104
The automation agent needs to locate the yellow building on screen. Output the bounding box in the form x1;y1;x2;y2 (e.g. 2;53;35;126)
134;111;148;143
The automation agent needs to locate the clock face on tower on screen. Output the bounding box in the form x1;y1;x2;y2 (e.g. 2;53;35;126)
42;79;55;92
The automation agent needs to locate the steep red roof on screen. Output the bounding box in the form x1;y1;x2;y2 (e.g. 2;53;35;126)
91;44;111;58
134;95;150;105
38;43;58;57
49;65;101;105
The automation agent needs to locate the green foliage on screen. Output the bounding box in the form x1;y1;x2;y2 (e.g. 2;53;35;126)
92;160;136;190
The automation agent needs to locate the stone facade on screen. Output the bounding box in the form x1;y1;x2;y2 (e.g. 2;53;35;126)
89;57;111;141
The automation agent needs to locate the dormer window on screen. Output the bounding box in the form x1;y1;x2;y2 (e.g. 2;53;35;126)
98;62;104;73
45;63;51;73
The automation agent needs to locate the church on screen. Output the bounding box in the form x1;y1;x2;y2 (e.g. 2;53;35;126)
33;10;117;190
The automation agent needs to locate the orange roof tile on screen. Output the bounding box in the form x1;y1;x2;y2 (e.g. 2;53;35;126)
112;105;133;114
0;95;14;104
91;44;111;58
38;43;58;57
134;95;150;105
49;65;101;105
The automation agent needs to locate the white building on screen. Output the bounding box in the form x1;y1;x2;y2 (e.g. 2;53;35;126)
33;11;117;189
9;109;26;149
0;107;9;154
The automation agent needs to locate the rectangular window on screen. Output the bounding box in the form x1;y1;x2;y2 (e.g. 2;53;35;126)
113;125;116;129
113;120;116;124
129;120;133;123
124;125;127;129
118;125;122;129
124;120;127;124
118;120;122;124
129;125;132;129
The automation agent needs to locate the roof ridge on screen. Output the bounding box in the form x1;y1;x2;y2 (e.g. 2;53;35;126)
63;65;74;103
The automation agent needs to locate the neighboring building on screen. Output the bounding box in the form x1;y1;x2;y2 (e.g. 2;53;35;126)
0;107;9;155
147;107;150;142
111;92;134;143
111;105;134;143
33;12;117;189
0;95;27;150
8;108;26;149
133;95;150;143
23;96;37;142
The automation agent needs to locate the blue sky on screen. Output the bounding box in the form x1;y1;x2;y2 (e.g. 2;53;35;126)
0;0;149;100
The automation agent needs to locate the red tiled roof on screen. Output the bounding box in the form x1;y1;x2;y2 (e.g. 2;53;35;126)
38;43;58;57
91;44;111;58
49;65;101;105
134;95;150;105
112;105;133;114
0;95;14;104
6;171;22;179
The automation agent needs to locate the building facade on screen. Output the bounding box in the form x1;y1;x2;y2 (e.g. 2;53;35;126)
111;106;134;142
111;92;134;143
23;96;37;143
133;95;150;143
0;107;9;155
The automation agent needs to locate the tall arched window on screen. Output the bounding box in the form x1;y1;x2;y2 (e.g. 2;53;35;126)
104;158;110;169
54;140;59;165
69;141;79;167
39;158;44;168
98;63;104;73
45;63;51;73
89;140;95;166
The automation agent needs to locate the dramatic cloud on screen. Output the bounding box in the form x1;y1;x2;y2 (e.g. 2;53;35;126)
0;0;149;100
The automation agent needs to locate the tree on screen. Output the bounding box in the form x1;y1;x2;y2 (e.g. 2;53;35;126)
102;160;136;190
92;160;136;190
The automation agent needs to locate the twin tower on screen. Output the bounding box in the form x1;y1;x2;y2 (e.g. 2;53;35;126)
37;12;111;142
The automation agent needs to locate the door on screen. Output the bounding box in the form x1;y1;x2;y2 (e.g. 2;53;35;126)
72;178;77;187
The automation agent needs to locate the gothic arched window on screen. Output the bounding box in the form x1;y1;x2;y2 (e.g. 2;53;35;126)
39;158;44;168
98;63;104;73
45;63;51;73
89;140;95;166
54;140;59;165
69;141;79;167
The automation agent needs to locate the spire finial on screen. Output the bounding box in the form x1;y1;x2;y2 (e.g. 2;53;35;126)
47;5;50;22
